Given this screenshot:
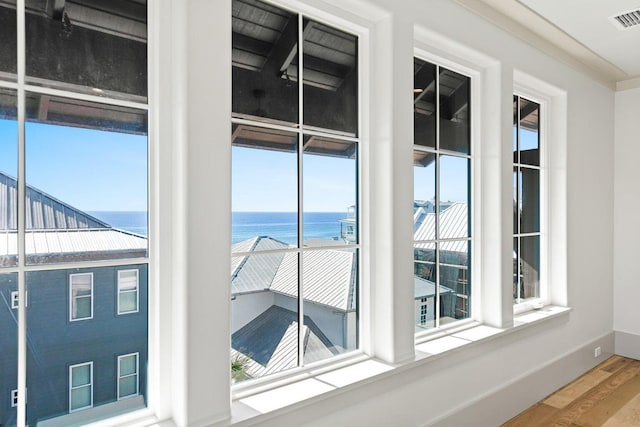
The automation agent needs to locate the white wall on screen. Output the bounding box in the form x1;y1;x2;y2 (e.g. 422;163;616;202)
614;87;640;358
231;292;275;334
169;0;616;425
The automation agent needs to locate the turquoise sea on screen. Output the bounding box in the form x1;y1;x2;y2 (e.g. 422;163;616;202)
86;211;349;244
232;212;349;245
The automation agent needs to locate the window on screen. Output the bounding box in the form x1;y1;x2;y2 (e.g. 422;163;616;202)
11;389;18;408
413;57;471;332
70;273;93;321
118;353;139;400
69;362;93;412
118;270;139;315
1;1;150;424
513;95;541;304
231;0;360;382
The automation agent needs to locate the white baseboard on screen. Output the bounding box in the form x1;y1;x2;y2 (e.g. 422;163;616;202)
615;330;640;360
426;332;615;427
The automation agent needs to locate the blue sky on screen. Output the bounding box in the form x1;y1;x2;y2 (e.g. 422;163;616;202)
232;146;356;212
0;119;147;211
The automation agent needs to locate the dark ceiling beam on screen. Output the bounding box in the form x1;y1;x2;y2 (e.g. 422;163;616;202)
232;32;273;57
441;79;469;120
262;15;298;76
47;0;65;20
413;63;436;105
277;20;314;74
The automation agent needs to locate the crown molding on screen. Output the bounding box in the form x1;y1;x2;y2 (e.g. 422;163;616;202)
452;0;633;90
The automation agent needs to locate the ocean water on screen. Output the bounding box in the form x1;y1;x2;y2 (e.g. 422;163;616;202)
89;211;148;237
232;212;349;245
85;211;349;244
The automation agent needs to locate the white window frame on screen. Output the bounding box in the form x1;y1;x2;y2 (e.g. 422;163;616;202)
69;361;93;413
11;389;18;408
513;84;550;314
117;352;140;400
412;45;482;338
229;0;370;394
69;273;94;321
117;269;140;315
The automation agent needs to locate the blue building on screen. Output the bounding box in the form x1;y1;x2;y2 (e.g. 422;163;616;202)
0;171;148;427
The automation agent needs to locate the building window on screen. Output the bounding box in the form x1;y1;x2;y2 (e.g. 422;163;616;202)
118;353;139;400
11;389;18;407
69;362;93;412
513;95;541;304
413;57;471;332
70;273;93;321
10;290;26;309
231;0;360;382
118;270;139;315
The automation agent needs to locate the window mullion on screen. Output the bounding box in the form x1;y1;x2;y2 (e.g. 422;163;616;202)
16;0;27;425
297;11;305;369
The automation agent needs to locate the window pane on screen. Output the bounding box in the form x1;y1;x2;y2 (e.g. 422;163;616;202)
303;19;357;135
231;253;299;381
414;150;436;241
0;88;17;267
25;0;147;101
414;58;436;148
119;292;137;313
520;167;540;234
414;244;436;331
303;135;357;246
232;125;298;249
302;249;358;364
73;297;91;319
232;0;298;124
70;385;91;411
439;155;469;239
120;355;137;376
71;365;90;387
519;98;540;166
520;235;540;300
0;1;16;80
439;241;470;323
119;271;138;292
24;93;148;265
439;68;470;154
119;376;137;398
27;266;148;423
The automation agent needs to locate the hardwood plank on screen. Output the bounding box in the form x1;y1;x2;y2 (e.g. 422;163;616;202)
601;392;640;426
599;355;631;374
544;369;611;409
574;371;640;426
502;403;558;427
547;362;640;426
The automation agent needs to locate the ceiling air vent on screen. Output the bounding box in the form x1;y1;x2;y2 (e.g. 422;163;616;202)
610;9;640;29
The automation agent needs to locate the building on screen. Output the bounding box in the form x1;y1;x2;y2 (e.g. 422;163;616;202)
0;172;148;427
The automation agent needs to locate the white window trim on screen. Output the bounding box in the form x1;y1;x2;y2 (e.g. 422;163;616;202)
11;290;26;309
69;273;94;321
69;361;93;413
117;269;140;315
11;389;18;408
117;352;140;400
512;91;547;313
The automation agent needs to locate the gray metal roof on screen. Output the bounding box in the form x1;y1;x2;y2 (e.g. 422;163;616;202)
0;171;147;260
414;276;456;300
231;305;337;378
231;236;357;311
0;172;109;230
414;202;469;254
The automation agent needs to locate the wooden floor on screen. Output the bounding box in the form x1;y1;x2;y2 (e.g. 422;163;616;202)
503;356;640;427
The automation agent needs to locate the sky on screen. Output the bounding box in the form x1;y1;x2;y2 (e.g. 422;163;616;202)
232;145;356;212
0;119;148;212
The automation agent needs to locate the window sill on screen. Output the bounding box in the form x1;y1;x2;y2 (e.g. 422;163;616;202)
229;305;571;426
